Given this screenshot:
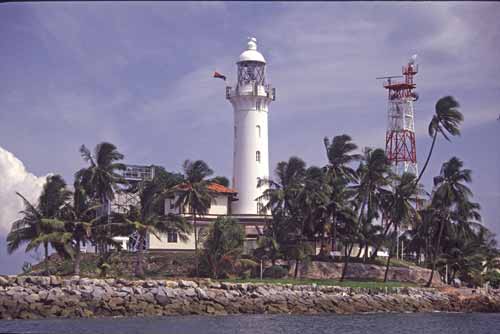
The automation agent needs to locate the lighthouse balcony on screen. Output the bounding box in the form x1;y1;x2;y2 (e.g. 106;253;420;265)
226;84;275;101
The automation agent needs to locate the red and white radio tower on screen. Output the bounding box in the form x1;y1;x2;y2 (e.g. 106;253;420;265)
377;55;419;177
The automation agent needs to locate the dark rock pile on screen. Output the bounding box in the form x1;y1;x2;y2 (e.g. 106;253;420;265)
0;276;499;320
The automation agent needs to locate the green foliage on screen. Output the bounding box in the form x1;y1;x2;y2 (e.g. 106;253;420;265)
485;271;500;289
263;265;288;279
202;216;245;279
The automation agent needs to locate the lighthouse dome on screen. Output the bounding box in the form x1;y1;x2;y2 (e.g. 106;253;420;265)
238;37;266;63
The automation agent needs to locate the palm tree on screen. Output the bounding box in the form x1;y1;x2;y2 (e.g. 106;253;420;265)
58;181;98;275
175;160;214;277
75;142;126;253
323;135;360;255
76;142;126;215
257;157;308;278
7;175;71;274
203;216;245;279
426;157;474;287
122;171;191;277
416;96;463;185
382;172;423;282
353;148;392;259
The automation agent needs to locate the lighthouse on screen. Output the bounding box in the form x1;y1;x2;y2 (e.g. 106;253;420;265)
226;37;276;215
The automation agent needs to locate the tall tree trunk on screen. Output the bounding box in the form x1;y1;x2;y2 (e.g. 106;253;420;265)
415;132;437;186
426;219;445;287
331;218;337;255
194;214;199;277
74;239;81;276
135;232;145;278
294;257;300;279
356;243;363;258
340;243;354;281
384;241;394;282
363;244;369;262
44;242;49;275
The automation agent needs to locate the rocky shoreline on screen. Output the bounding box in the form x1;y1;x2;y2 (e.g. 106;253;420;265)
0;276;499;320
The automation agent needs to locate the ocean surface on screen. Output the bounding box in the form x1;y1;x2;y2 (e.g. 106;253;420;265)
1;313;500;334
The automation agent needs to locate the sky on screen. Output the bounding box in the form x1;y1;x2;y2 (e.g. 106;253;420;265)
0;2;499;274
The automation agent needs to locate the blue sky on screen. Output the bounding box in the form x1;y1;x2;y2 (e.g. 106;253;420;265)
0;2;499;274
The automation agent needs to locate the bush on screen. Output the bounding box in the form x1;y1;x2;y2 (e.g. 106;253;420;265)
485;271;500;289
263;265;288;279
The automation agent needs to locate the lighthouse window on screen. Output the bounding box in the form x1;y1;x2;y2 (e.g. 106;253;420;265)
256;150;261;162
234;126;237;139
256;125;261;138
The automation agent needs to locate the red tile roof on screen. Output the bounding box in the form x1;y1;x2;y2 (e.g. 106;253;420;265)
175;182;237;195
207;183;238;194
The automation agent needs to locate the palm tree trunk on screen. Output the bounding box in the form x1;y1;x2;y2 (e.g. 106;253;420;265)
44;242;49;275
194;214;199;277
356;244;363;258
415;132;437;186
384;242;394;282
135;232;145;278
340;243;354;281
74;239;81;276
426;219;445;287
294;257;300;279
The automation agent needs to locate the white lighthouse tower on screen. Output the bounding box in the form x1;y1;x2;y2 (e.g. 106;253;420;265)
226;37;276;215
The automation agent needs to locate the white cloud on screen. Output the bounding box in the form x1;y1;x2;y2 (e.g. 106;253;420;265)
0;146;48;235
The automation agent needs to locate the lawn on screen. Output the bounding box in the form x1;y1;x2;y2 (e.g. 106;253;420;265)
222;278;417;288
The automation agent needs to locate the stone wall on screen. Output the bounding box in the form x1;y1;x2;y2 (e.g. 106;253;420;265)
291;261;443;285
0;276;499;320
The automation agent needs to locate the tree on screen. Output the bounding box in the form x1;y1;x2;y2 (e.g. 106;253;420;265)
416;96;463;185
383;172;423;282
323;134;360;255
203;216;245;279
76;142;126;215
175;160;214;277
119;171;191;277
210;176;230;187
426;157;475;287
58;180;98;275
7;175;71;274
352;148;392;260
75;142;126;253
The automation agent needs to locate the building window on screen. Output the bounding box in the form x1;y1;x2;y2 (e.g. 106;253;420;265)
167;231;178;243
256;150;261;162
256;125;261;138
169;199;175;210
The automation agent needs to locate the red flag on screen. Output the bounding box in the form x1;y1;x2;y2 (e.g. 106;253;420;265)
213;71;226;81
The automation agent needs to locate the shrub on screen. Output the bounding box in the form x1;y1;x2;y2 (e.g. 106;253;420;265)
263;265;288;279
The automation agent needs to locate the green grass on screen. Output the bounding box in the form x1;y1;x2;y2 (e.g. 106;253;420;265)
221;278;417;288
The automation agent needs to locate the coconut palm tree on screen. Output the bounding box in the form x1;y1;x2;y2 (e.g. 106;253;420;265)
75;142;126;253
7;175;71;274
382;172;423;282
257;156;307;217
416;96;463;185
175;160;214;277
323;135;360;255
353;148;392;259
426;157;474;287
121;171;191;277
57;180;99;275
203;216;245;279
75;142;126;215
